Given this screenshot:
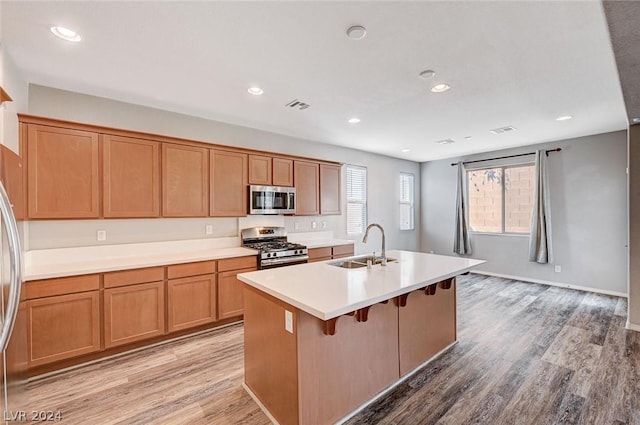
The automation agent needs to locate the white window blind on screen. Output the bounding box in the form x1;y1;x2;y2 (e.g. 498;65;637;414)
346;165;367;234
399;173;414;230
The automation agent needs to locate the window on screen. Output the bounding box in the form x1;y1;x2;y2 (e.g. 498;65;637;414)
467;164;535;234
399;173;414;230
346;165;367;234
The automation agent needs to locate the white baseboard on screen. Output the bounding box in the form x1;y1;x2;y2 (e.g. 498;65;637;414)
625;320;640;332
472;270;628;298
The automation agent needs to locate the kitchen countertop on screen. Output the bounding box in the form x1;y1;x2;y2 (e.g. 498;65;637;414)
238;250;485;320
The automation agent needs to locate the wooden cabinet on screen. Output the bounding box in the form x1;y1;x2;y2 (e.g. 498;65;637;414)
294;161;319;215
162;143;208;217
0;144;25;220
273;158;294;187
103;135;160;217
308;244;354;262
249;155;294;187
210;150;248;216
104;280;165;348
167;261;217;332
25;274;101;367
249;155;272;185
26;124;100;218
217;256;257;319
320;164;341;215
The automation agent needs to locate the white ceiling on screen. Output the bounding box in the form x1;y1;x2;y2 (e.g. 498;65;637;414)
0;1;628;162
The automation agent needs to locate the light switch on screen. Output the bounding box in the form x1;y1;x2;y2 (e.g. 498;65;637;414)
284;310;293;333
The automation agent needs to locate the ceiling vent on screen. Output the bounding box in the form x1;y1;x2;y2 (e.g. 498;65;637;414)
435;139;455;145
489;126;517;134
285;99;311;110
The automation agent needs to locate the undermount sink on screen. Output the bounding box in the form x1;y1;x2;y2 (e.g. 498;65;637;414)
329;255;397;269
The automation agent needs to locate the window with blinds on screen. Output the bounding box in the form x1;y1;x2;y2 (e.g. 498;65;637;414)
399;173;414;230
346;165;367;234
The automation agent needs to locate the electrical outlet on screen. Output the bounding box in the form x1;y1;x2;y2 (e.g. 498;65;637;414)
284;310;293;333
554;265;562;273
429;250;435;254
294;222;300;230
97;230;107;241
205;225;213;235
321;221;327;229
311;221;317;229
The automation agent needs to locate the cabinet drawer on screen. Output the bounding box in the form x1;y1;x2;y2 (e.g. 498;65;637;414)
332;244;354;257
167;261;216;279
308;247;332;262
218;256;257;272
104;266;165;288
24;274;100;300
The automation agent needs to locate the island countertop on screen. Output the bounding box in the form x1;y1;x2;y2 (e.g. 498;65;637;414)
237;250;485;320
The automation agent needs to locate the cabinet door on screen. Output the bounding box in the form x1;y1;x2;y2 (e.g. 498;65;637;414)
218;267;255;319
167;274;216;332
332;244;354;259
27;124;99;218
320;164;341;215
0;144;25;220
294;161;319;215
103;135;160;217
308;247;332;262
27;291;100;367
210;150;248;217
272;157;294;187
248;155;272;185
162;143;208;217
104;281;165;348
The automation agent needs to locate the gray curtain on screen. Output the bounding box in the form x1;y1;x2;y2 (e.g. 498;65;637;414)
454;162;472;255
529;150;553;263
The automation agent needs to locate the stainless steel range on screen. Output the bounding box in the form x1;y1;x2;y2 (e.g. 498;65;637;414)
241;227;308;269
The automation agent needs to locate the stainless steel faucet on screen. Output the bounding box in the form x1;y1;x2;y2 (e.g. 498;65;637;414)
362;223;386;266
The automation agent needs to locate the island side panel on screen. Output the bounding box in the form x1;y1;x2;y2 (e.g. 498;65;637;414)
243;286;300;425
398;279;457;376
297;302;400;425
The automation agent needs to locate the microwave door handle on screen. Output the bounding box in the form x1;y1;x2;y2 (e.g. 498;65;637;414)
289;192;295;210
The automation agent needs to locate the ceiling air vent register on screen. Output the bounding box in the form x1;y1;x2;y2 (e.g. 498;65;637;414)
285;99;311;110
435;139;455;145
489;126;518;134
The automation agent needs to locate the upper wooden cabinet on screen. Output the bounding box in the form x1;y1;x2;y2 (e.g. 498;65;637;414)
162;143;208;217
248;155;272;185
26;124;100;218
294;161;320;215
273;158;294;187
210;149;247;217
0;144;25;220
103;135;160;218
320;164;341;215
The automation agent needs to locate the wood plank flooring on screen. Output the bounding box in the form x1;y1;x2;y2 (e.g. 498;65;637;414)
24;274;640;424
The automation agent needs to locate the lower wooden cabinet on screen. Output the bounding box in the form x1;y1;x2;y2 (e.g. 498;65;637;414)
27;291;100;367
218;268;253;319
104;281;165;348
309;244;354;262
167;274;217;332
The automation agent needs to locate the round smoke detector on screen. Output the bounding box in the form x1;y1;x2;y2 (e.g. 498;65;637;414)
347;25;367;40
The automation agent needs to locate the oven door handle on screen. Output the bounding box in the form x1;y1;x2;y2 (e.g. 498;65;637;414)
261;255;309;267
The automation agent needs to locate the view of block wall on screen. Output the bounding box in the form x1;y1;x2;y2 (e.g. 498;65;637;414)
467;165;534;233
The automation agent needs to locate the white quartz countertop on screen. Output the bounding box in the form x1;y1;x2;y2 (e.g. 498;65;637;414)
238;250;485;320
24;240;257;281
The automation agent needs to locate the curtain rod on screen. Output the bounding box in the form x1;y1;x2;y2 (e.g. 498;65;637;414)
450;148;561;167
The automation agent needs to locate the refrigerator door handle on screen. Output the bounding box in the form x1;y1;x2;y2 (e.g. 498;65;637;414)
0;181;22;352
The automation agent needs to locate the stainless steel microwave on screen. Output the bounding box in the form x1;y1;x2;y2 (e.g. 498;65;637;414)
249;185;296;215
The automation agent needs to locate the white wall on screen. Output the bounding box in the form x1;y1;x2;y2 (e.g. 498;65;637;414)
26;85;420;254
421;131;628;295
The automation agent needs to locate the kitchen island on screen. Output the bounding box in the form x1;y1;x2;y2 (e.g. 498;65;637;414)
238;250;484;425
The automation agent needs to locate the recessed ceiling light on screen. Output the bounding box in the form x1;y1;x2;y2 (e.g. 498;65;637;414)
436;139;455;145
401;149;411;153
247;87;264;95
555;115;573;121
346;25;367;40
632;117;640;124
348;117;361;124
50;26;81;42
419;70;435;79
431;84;451;93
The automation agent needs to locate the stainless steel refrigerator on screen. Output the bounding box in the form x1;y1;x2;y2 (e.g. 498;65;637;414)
0;176;26;423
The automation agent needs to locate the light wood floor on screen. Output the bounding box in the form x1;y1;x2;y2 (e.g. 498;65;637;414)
25;274;640;424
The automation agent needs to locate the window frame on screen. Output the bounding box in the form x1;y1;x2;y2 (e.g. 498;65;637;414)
399;172;415;231
466;162;535;236
345;164;368;235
